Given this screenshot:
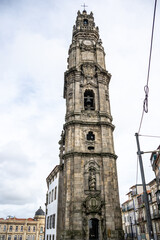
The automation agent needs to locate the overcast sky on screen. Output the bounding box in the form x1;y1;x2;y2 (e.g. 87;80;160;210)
0;0;160;218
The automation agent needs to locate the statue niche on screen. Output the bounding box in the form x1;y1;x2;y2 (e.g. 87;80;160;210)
84;159;100;194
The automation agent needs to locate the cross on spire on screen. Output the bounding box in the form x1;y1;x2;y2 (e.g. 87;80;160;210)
81;3;88;11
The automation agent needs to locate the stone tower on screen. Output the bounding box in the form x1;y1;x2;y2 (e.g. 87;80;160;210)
57;10;123;240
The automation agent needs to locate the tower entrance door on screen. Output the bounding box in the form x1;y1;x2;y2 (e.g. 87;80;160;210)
89;218;99;240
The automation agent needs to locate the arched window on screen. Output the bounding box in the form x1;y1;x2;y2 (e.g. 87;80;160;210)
87;131;95;141
84;90;95;110
89;218;99;240
83;19;88;25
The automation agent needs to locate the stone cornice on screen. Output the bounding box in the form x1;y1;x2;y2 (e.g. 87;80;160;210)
63;119;115;130
65;111;113;122
73;30;99;41
64;64;111;79
62;151;117;160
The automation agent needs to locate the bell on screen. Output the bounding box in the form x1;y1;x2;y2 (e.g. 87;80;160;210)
86;95;91;104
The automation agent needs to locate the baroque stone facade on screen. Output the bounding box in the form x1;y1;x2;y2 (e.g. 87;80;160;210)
0;208;45;240
57;10;123;240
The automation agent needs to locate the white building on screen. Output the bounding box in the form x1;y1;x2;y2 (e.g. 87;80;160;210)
45;165;60;240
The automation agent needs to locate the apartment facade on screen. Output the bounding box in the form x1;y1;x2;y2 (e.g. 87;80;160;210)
0;208;45;240
150;146;160;210
122;180;160;240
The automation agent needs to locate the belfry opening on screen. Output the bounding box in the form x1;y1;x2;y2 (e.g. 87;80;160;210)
84;89;95;110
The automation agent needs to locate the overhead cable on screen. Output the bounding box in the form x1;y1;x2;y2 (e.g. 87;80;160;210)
139;134;160;138
138;0;157;134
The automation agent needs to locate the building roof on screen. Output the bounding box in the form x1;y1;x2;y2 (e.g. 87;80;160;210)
148;178;156;185
46;165;60;185
122;199;132;205
35;206;45;216
130;184;143;189
137;190;151;198
0;217;34;222
126;191;132;195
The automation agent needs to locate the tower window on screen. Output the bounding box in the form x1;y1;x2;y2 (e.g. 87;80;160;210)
87;131;95;141
83;19;88;25
88;146;94;151
84;90;95;110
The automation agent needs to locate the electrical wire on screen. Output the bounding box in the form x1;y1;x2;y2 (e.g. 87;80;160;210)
136;0;158;189
139;134;160;138
138;0;157;134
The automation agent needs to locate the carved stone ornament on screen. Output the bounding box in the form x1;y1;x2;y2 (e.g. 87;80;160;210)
82;64;95;78
83;40;92;46
68;89;73;99
58;131;65;164
82;195;103;214
105;89;109;100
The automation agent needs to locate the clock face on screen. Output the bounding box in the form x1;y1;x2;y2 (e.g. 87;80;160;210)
83;40;92;46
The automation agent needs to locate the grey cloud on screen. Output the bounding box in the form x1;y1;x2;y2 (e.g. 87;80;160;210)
0;142;34;177
0;0;159;217
0;142;37;205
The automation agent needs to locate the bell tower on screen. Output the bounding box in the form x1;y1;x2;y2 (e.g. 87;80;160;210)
57;10;123;240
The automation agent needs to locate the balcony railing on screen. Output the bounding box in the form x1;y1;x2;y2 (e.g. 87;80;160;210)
127;205;134;211
122;205;134;212
137;215;146;222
